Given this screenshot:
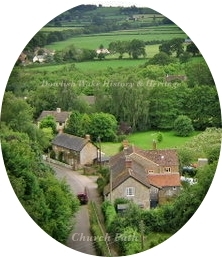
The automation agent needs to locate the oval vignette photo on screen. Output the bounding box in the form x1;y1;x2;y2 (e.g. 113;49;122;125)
0;2;221;257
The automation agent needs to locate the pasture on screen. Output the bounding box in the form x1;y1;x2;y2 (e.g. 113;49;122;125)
101;130;200;156
45;25;187;51
28;58;148;72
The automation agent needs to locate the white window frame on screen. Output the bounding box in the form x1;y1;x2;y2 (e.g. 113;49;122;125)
126;187;135;196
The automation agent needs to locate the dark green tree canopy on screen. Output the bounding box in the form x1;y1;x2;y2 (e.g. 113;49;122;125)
174;115;194;136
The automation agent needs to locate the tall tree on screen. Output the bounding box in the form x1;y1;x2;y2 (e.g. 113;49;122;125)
128;39;146;59
1;92;33;132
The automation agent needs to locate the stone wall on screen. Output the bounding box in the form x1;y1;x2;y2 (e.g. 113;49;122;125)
110;177;150;209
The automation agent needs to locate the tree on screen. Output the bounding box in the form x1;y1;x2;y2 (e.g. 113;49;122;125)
185;61;215;87
1;92;34;132
64;110;82;136
179;52;192;63
1;126;79;243
108;41;129;59
149;52;173;65
159;38;184;57
39;115;57;134
90;112;118;142
128;39;146;59
186;42;200;56
174;115;194;136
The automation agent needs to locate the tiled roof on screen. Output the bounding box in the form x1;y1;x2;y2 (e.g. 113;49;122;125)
133;147;179;166
37;110;70;123
105;145;180;194
104;166;150;195
52;133;90;152
148;173;181;188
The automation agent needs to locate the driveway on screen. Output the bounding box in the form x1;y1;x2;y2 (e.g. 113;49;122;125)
49;163;98;256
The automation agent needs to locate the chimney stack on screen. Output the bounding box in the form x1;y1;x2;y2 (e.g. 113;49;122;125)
56;107;61;113
85;134;91;141
125;155;132;168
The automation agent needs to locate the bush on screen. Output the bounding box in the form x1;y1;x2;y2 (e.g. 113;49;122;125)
101;201;117;232
174;115;194;137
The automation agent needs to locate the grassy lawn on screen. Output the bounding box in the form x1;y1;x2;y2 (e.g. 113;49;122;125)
101;130;201;156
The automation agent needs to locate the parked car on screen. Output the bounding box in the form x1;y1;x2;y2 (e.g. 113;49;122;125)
77;188;89;204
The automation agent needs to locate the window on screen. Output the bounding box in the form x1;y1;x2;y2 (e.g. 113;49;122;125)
173;186;177;190
164;167;171;173
146;169;154;174
126;187;135;196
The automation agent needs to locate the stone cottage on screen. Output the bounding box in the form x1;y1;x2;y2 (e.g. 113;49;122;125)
37;108;71;132
51;133;98;170
104;144;181;208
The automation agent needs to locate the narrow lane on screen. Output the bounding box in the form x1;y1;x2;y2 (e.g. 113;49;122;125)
49;163;97;256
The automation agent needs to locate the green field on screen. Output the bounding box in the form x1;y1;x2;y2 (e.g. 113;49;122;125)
28;58;148;72
45;26;187;51
101;130;200;156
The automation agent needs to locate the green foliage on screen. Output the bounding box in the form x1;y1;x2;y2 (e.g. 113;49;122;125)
97;167;110;195
116;227;141;255
174;115;194;137
156;132;163;143
159;38;184;57
88;202;111;256
1;92;33;132
1;126;79;244
101;201;117;231
142;161;218;234
186;42;200;56
39;115;57;134
182;127;222;159
90;112;118;142
149;52;173;65
185;61;215;87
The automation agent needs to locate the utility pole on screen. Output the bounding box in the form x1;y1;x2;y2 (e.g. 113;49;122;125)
109;165;112;203
97;136;102;170
139;220;145;251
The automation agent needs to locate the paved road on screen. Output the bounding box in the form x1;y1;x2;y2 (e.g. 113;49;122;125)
49;163;98;256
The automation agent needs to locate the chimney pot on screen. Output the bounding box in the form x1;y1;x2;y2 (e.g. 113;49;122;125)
85;134;91;141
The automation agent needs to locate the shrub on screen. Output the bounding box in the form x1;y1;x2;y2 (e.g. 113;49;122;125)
174;115;194;137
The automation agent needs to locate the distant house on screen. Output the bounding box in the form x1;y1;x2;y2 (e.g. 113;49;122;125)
165;74;187;83
79;95;96;105
51;133;98;170
104;144;181;208
37;108;71;132
33;55;45;63
96;48;110;54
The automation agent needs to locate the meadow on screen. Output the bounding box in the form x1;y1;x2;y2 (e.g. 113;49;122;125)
101;130;201;156
45;25;187;51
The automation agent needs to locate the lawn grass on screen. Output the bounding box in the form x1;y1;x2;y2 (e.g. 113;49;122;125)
101;130;201;156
